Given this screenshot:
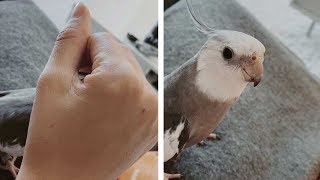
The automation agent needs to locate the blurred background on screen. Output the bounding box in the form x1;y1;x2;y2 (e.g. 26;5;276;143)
237;0;320;78
32;0;158;41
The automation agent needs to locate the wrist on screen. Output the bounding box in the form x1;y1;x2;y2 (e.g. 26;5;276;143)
17;155;118;180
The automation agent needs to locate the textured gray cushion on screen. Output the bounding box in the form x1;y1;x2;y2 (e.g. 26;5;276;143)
164;0;320;179
0;0;57;91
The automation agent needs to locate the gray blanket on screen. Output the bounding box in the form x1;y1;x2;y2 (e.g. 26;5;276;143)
0;0;57;91
164;0;320;179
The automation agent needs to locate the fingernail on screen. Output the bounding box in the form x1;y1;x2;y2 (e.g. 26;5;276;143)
71;2;85;18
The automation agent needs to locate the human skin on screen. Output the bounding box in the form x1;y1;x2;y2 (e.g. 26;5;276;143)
17;3;157;180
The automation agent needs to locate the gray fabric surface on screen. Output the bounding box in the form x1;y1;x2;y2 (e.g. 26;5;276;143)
0;0;57;91
164;0;320;179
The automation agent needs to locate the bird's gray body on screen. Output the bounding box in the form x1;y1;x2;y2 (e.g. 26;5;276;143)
165;57;234;149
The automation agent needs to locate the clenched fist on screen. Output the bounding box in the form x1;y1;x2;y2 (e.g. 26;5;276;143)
18;3;157;180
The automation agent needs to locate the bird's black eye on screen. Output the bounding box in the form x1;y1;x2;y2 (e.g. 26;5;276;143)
222;47;233;60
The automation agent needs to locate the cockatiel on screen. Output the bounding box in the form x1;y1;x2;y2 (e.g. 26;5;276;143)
164;0;266;178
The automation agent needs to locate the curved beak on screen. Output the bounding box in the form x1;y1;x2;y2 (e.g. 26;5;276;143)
241;61;263;87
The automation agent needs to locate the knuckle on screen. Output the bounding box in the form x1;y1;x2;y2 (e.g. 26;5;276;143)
93;32;118;44
103;33;120;47
85;64;143;97
94;52;108;62
56;20;83;42
101;32;118;42
120;70;146;100
37;71;57;89
37;70;68;91
121;73;142;94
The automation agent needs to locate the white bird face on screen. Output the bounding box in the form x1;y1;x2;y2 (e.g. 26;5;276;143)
195;30;266;101
216;30;265;86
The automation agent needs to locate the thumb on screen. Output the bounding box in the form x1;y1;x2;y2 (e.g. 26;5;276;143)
46;2;91;76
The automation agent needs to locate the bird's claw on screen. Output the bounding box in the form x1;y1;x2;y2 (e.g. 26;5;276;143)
198;133;220;146
164;173;182;179
207;133;221;140
0;156;19;178
197;140;206;146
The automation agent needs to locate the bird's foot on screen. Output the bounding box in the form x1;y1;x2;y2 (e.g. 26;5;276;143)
164;173;182;179
170;152;182;163
0;157;19;178
207;133;221;140
198;133;220;146
197;140;206;146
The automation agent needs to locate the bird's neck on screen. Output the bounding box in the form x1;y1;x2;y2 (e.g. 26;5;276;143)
195;47;248;102
164;57;200;112
165;56;236;110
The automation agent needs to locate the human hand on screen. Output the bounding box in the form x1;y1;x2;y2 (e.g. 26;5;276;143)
17;3;157;180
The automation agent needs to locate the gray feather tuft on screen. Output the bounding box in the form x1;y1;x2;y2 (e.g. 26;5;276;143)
185;0;216;34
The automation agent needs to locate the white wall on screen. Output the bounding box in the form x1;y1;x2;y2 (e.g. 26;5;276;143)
32;0;158;41
85;0;158;40
236;0;320;77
